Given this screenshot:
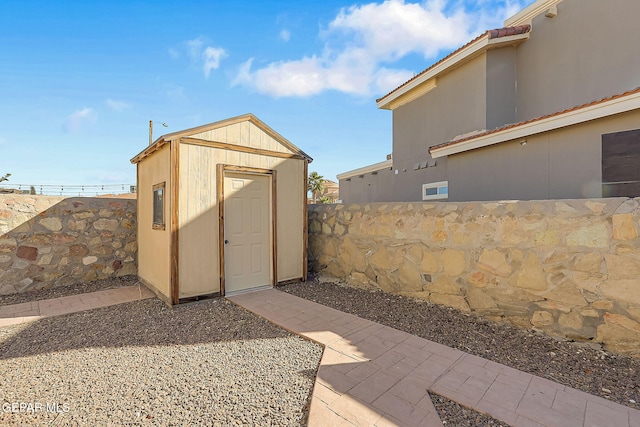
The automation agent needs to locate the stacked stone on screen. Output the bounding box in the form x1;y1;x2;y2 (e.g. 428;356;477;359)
308;198;640;357
0;195;137;295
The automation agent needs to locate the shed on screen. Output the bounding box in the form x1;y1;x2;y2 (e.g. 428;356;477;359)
130;114;312;305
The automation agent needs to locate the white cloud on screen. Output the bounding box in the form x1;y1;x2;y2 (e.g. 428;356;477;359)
504;0;529;20
234;0;520;98
328;0;471;61
187;37;204;59
203;46;227;78
186;37;227;78
280;29;291;42
65;108;96;132
106;99;131;112
373;68;416;94
234;57;327;97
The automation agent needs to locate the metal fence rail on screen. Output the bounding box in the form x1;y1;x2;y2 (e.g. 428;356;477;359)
0;183;136;196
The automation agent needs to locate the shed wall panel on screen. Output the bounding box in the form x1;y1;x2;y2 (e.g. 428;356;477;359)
191;122;295;154
276;158;305;280
178;143;220;298
178;141;305;297
226;123;240;145
137;144;172;300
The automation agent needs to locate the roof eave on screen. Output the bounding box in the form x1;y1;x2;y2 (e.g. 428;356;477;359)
337;159;393;180
130;113;313;164
130;137;170;164
430;89;640;158
377;32;529;111
505;0;563;27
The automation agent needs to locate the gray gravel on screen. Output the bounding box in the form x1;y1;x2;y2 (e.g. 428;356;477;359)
0;297;322;426
429;392;509;427
4;277;639;426
281;279;640;414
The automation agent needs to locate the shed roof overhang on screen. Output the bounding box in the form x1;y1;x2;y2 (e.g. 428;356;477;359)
130;113;313;164
376;27;530;111
429;87;640;158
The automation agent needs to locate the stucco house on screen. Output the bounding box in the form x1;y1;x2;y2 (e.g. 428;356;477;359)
338;0;640;203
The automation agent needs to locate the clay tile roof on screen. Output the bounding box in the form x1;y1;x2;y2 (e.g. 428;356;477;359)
376;25;531;104
488;24;531;39
430;86;640;152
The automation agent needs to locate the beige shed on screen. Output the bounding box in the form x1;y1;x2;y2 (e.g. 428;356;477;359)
130;114;312;305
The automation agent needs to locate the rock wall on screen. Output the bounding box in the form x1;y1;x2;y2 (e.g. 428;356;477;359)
0;195;137;294
308;198;640;357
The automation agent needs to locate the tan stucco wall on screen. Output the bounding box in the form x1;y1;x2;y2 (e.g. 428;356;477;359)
385;54;487;202
516;0;640;122
339;167;395;204
447;109;640;202
309;199;640;357
137;144;172;300
339;54;487;204
485;46;517;130
178;142;305;298
393;53;487;164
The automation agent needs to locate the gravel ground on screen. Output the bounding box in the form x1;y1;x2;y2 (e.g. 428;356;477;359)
0;276;139;306
429;392;509;427
0;297;322;426
280;280;640;413
4;278;639;426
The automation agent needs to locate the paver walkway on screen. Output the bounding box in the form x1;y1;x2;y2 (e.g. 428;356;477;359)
2;286;638;426
229;289;640;427
0;285;154;327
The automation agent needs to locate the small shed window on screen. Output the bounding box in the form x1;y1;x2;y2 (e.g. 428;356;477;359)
153;182;165;230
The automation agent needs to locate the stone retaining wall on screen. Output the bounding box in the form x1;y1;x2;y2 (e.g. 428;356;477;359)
308;198;640;357
0;195;137;295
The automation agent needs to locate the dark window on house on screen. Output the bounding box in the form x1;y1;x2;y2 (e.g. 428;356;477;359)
153;182;165;230
602;129;640;197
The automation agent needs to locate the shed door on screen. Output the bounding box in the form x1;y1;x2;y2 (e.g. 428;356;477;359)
224;173;272;294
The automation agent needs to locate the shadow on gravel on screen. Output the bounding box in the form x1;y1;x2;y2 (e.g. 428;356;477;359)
0;297;290;360
0;295;323;426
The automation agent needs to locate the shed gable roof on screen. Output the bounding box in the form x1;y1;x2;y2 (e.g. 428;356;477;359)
131;113;312;164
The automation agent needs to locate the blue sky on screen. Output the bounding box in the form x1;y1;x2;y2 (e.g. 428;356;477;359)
1;0;529;192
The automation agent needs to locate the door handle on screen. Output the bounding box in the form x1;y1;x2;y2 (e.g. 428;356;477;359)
224;239;229;244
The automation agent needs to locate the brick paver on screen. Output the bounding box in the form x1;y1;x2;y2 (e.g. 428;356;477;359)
229;288;640;427
0;285;154;327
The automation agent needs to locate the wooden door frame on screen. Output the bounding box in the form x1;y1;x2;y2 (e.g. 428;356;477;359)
170;140;180;305
217;164;277;296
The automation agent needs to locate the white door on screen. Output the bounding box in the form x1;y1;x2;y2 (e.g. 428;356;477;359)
224;173;272;294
